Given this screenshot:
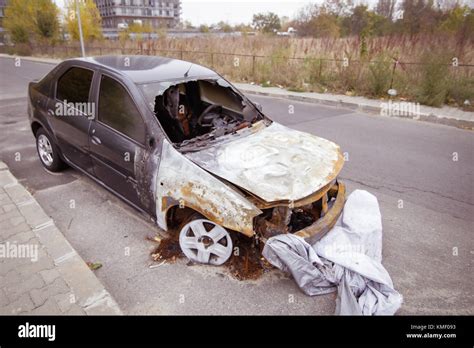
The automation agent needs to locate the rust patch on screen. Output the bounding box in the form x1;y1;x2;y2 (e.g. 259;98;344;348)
294;181;345;244
249;180;334;209
180;182;193;197
172;181;256;236
161;196;179;211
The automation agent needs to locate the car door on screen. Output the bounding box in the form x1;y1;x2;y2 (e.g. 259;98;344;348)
51;66;95;174
89;73;147;210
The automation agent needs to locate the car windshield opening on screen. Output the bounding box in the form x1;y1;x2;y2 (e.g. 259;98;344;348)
139;78;265;147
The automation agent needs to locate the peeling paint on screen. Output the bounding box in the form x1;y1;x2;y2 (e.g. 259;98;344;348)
156;140;262;236
186;122;344;203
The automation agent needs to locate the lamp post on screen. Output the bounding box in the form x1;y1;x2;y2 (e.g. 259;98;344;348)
76;0;86;57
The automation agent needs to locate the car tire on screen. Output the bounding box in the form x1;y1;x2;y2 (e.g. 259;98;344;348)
35;128;66;172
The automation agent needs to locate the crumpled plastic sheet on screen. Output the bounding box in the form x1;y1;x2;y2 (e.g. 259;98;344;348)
262;190;403;315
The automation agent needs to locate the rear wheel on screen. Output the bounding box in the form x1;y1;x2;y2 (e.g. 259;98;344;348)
35;128;65;172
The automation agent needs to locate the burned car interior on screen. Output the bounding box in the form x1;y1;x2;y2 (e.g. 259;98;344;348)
152;79;264;147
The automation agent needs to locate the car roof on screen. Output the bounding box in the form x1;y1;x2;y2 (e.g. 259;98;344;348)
69;55;218;84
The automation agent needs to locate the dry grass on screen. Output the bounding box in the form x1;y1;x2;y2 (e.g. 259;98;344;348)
15;34;474;109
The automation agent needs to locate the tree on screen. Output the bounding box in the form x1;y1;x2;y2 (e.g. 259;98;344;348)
183;20;195;29
313;12;341;38
234;23;253;33
293;0;470;38
252;12;281;33
65;0;103;41
295;5;341;38
348;5;370;36
127;22;153;34
199;24;210;33
440;5;471;33
375;0;397;19
118;30;129;49
398;0;438;35
322;0;354;17
4;0;59;44
217;21;233;33
34;0;60;40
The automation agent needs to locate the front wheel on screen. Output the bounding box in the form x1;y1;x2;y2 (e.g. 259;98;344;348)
35;128;66;172
179;219;233;265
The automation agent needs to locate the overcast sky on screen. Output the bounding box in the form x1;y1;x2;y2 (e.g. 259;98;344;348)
180;0;473;25
180;0;314;25
53;0;329;25
54;0;474;26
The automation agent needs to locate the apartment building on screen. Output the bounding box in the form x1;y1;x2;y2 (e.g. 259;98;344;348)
94;0;181;29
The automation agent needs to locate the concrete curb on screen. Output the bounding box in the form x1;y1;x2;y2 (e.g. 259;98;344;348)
235;84;474;131
2;53;472;130
0;161;123;315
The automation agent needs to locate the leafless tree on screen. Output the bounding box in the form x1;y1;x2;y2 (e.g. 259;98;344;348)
376;0;398;19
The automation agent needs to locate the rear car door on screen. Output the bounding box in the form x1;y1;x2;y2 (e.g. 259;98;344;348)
51;66;95;173
89;73;147;210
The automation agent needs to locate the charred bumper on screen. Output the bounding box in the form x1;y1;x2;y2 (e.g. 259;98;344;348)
255;181;346;244
294;181;345;244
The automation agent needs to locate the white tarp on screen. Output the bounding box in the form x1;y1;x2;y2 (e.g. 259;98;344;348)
262;190;403;315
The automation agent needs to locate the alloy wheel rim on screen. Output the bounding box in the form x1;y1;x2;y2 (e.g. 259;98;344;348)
37;134;54;166
179;219;233;265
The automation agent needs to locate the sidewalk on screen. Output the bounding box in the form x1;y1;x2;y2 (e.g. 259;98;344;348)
1;53;472;130
234;83;474;130
0;161;122;315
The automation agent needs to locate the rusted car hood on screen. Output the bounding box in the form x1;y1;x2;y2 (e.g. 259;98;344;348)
185;122;344;203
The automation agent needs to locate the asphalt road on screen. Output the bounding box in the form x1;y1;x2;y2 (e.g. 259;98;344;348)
1;57;473;315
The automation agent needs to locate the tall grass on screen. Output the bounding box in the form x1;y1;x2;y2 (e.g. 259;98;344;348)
418;53;450;107
19;33;474;109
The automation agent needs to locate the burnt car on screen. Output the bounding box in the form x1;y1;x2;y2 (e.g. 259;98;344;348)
28;55;345;265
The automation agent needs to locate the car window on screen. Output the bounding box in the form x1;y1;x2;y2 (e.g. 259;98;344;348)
198;80;242;113
98;75;146;144
37;65;62;96
37;75;52;96
56;67;93;104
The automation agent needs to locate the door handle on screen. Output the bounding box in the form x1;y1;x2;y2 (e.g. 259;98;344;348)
91;135;101;145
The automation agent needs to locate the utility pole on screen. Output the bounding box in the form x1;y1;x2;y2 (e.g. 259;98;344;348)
76;0;86;57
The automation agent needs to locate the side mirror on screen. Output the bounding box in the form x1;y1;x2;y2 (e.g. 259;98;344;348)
254;102;263;112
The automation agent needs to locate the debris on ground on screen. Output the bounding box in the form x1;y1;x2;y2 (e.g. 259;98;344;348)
146;234;163;243
227;234;272;281
148;232;273;280
151;236;183;264
149;261;166;269
86;262;102;271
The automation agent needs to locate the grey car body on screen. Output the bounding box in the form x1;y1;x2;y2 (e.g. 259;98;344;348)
28;56;345;262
